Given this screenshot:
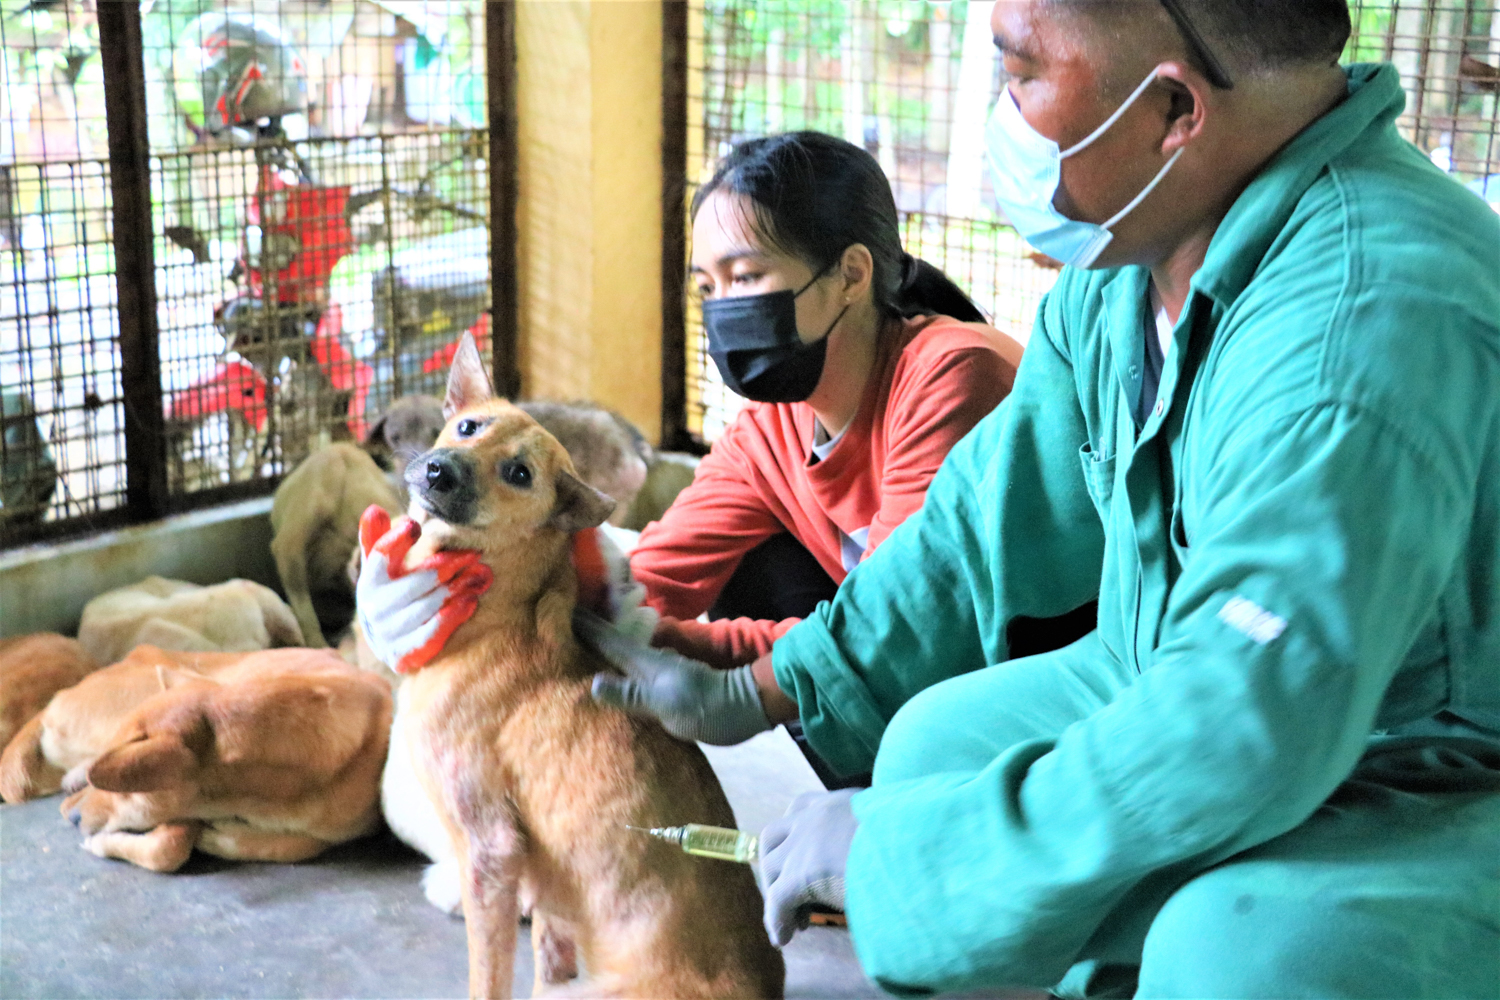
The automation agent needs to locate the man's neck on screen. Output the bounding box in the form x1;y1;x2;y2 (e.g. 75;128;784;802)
1149;67;1349;326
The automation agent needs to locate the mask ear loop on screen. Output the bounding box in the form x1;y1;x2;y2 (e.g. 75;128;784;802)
1060;68;1162;159
792;260;838;299
1102;147;1184;230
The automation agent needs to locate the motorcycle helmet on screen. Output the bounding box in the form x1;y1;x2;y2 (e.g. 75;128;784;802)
176;13;308;136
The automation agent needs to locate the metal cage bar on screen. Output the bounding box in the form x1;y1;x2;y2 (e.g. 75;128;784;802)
2;0;511;549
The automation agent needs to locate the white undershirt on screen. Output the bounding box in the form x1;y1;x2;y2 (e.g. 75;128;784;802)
811;421;872;573
1149;281;1174;357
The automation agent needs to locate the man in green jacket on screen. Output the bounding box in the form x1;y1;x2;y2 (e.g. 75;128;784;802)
584;0;1500;996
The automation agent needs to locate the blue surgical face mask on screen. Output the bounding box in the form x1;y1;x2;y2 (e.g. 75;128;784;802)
984;69;1185;269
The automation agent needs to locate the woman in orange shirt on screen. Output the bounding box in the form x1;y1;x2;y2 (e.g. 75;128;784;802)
630;133;1062;785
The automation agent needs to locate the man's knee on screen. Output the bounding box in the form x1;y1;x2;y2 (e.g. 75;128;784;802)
1136;859;1495;1000
872;670;1009;786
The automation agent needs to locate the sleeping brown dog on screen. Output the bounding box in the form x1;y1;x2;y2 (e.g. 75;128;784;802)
0;633;97;753
0;645;391;873
377;332;781;999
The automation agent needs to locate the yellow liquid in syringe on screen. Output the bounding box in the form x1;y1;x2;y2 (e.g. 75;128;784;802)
629;823;759;863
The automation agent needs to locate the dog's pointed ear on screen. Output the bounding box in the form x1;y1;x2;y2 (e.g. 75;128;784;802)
88;735;197;793
444;333;495;420
363;409;390;452
548;471;616;533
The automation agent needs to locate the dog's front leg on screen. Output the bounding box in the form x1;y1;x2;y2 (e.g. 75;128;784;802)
82;821;202;872
457;834;523;1000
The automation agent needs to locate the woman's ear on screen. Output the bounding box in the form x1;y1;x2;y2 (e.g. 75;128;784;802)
1152;61;1211;155
837;243;876;303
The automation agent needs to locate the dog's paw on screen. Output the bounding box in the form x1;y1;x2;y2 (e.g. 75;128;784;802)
80;832;110;859
421;858;464;916
61;762;92;795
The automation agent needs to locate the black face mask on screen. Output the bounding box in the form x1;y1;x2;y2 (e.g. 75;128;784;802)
703;269;849;403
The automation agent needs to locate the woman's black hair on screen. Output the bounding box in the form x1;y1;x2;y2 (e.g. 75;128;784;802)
691;131;984;324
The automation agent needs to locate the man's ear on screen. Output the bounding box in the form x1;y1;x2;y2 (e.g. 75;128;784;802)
548;470;616;533
87;735;196;793
1152;62;1210;154
444;332;495;420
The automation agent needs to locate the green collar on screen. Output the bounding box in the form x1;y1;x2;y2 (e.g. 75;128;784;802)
1192;63;1405;307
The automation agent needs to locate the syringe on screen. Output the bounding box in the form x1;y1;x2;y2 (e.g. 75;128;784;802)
626;823;759;863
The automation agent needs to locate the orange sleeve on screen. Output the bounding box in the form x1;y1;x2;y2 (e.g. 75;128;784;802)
649;614;801;670
863;343;1015;554
629;419;786;623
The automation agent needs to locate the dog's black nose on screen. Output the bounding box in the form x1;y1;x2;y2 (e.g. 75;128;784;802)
67;807;81;827
426;457;459;493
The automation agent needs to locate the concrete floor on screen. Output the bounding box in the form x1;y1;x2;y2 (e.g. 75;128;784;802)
0;729;1049;1000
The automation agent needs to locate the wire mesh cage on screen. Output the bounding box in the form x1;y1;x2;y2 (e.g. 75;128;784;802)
683;0;1500;444
1;0;120;540
1346;2;1500;183
145;1;489;501
1;0;490;548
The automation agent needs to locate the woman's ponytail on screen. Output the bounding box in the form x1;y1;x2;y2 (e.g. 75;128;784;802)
891;253;985;323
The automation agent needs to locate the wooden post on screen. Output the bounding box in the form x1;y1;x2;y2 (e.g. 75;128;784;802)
99;0;167;524
487;0;522;399
659;0;691;451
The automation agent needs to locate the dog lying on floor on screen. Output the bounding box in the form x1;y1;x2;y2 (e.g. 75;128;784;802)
364;332;782;999
0;633;97;752
77;577;304;667
0;644;391;872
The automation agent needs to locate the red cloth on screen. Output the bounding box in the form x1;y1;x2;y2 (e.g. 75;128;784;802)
633;314;1023;668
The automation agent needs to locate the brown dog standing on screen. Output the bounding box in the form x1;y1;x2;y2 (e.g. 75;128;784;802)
377;333;782;999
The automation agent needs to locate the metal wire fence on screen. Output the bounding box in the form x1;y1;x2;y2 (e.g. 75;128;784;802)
684;0;1500;443
1;0;120;539
1;0;489;547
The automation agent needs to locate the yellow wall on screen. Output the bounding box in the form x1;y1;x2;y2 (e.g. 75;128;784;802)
514;1;664;443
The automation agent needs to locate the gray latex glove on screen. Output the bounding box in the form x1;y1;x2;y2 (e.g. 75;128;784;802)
759;789;860;947
578;609;773;746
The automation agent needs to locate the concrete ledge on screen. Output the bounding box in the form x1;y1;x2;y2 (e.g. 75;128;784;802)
0;498;280;639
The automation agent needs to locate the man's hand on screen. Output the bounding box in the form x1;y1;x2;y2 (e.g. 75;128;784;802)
760;789;860;947
355;506;492;674
579;609;773;745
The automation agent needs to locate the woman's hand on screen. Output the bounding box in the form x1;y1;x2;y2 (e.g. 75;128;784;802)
579;609;777;745
355;506;492;674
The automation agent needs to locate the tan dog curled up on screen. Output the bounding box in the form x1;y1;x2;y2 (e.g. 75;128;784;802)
0;645;391;873
364;333;782;999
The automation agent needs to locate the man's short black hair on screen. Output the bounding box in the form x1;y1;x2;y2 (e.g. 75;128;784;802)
1059;1;1352;77
1188;0;1351;72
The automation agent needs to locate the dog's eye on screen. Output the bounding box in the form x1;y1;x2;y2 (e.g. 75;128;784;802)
456;419;481;438
500;460;532;489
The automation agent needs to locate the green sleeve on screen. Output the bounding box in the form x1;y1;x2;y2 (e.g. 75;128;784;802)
843;403;1473;994
771;298;1106;777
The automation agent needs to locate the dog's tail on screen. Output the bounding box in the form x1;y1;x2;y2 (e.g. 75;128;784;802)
0;713;63;802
